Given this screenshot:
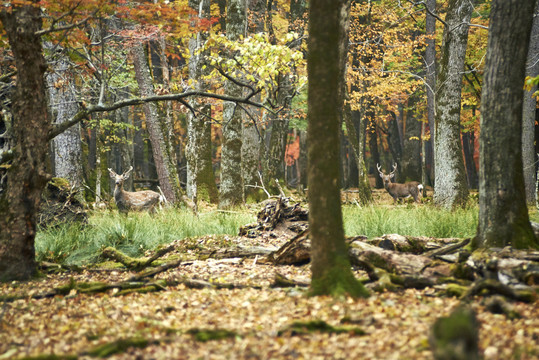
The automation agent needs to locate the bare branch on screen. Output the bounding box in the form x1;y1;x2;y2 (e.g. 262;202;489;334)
48;91;269;140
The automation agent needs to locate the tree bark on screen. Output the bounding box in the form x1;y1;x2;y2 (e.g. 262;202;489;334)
307;0;368;298
425;0;436;185
0;1;50;281
474;0;538;250
186;0;218;204
219;0;247;209
46;56;82;189
243;0;266;201
400;94;422;182
132;42;182;204
433;0;471;209
522;1;539;204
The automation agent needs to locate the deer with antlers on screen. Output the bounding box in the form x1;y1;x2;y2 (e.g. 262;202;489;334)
376;163;423;204
108;166;165;213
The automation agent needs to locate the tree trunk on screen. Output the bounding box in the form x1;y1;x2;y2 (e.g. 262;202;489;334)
46;56;82;189
433;0;471;209
425;0;436;185
219;0;247;209
0;2;50;281
186;0;218;204
474;0;538;250
522;1;539;204
243;0;266;201
400;94;422;182
344;100;372;204
307;0;368;298
368;117;384;188
132;42;182;203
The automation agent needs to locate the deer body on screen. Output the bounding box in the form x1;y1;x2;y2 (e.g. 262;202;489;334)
108;167;162;213
377;163;423;203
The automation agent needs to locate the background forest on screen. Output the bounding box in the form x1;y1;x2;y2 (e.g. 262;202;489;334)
0;0;538;359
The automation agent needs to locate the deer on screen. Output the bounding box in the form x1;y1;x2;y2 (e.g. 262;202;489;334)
108;166;165;213
376;163;423;204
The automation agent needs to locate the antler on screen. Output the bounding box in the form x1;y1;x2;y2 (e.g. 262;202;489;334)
390;162;398;175
108;168;118;177
376;163;384;177
121;166;133;179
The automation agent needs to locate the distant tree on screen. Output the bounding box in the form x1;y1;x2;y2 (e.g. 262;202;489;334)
433;0;471;209
522;1;539;205
46;52;83;189
186;0;219;204
132;41;182;204
307;0;369;298
474;0;538;250
219;0;247;209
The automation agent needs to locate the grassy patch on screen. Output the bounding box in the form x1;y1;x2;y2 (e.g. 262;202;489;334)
35;208;255;266
342;205;478;239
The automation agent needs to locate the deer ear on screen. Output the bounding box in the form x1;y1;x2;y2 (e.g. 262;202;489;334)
390;173;395;179
108;168;117;177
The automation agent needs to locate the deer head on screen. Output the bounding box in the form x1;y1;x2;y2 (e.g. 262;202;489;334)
377;163;397;189
108;166;162;213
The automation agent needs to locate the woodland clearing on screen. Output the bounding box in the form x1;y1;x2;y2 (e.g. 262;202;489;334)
0;192;537;360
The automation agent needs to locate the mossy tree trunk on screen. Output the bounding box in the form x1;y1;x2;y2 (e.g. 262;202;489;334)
343;100;372;205
132;42;182;204
400;94;422;182
219;0;247;209
424;0;436;186
307;0;369;298
433;0;471;209
186;0;218;204
46;54;83;190
0;1;50;281
474;0;538;250
242;0;266;201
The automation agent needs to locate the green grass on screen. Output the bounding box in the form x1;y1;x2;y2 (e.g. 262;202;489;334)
36;203;515;266
342;204;479;239
35;208;256;266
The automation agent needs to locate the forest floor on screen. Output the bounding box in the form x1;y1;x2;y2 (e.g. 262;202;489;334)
1;191;538;360
1;232;538;360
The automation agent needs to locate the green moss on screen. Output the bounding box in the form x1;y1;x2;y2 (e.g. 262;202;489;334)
86;337;150;357
19;355;78;360
277;320;366;336
309;256;369;298
186;328;238;342
445;284;468;297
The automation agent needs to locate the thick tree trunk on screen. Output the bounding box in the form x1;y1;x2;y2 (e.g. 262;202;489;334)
46;57;82;189
219;0;247;209
186;0;218;204
307;0;368;298
522;1;539;204
132;43;182;204
474;0;538;250
433;0;471;209
0;2;50;281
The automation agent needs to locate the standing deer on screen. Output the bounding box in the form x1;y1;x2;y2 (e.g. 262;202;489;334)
108;166;164;213
376;163;423;203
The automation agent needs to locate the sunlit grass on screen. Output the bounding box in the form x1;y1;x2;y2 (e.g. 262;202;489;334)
342;204;479;239
35;208;256;266
37;201;537;266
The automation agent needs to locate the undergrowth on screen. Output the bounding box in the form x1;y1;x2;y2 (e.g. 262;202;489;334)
36;203;495;266
35;209;256;266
